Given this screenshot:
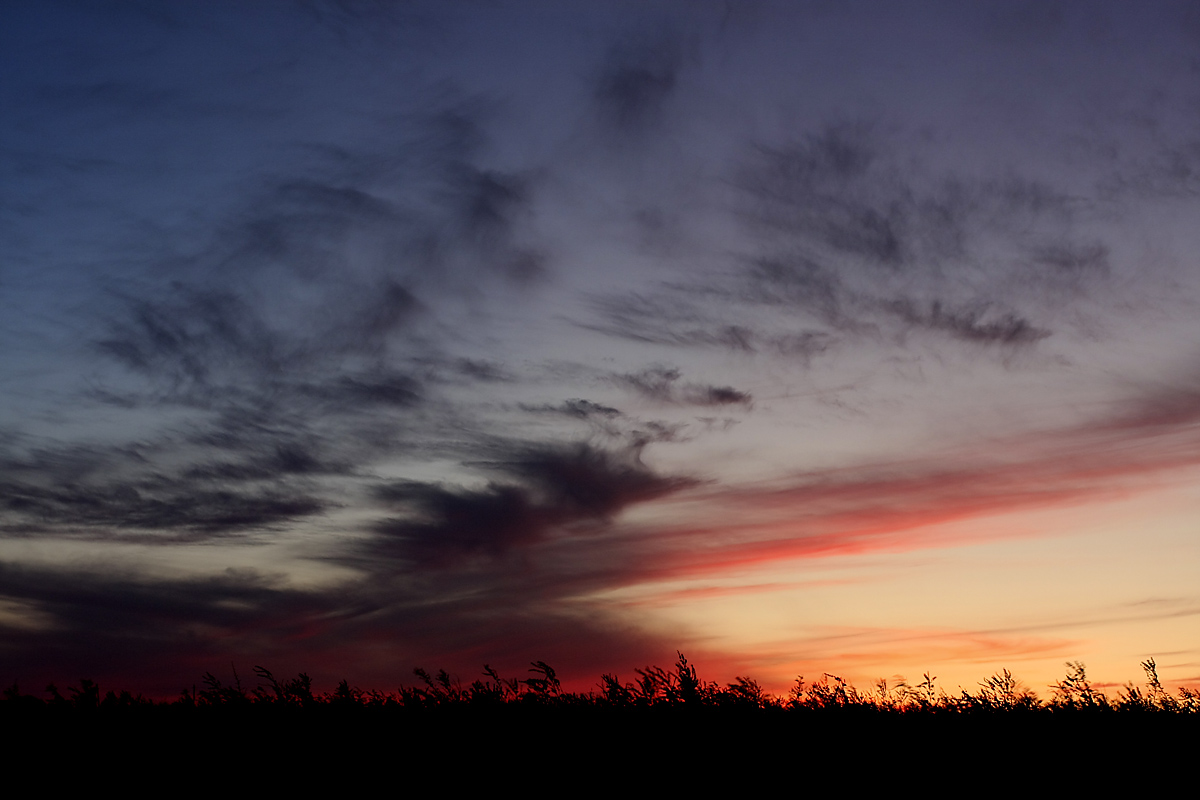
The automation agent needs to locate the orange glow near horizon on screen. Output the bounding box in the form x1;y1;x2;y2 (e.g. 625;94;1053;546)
577;471;1200;697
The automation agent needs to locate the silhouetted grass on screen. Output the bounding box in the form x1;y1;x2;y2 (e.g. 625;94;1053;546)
5;654;1197;789
5;653;1198;715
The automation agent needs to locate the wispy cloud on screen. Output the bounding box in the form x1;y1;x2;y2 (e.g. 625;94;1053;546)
614;365;752;408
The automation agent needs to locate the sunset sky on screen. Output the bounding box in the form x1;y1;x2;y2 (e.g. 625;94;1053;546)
3;1;1199;697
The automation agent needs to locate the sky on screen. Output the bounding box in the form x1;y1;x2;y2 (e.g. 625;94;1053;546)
2;0;1199;698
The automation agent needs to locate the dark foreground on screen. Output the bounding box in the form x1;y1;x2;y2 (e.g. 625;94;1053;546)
6;656;1196;788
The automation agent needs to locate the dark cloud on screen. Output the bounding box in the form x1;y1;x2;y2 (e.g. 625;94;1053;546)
0;419;343;540
438;165;545;283
95;267;430;420
739;123;917;266
96;287;284;399
616;365;680;403
626;420;688;447
211;178;406;288
0;561;341;692
318;373;422;408
406;103;548;283
366;442;693;566
738;249;1056;349
371;481;547;565
0;465;325;541
738;121;1085;277
522;399;623;420
615;365;752;408
593;31;681;134
590;124;1109;357
11;369;1200;693
0;555;681;696
517;400;696;451
184;441;346;482
580;114;1091;357
741;141;987;271
584;282;839;366
0;561;298;635
447;168;527;240
451;358;511;383
63;93;562;550
184;406;321;455
685;385;752;407
560;398;622;419
743;257;848;325
583;293;758;352
882;299;1050;346
497;441;688;517
81;173;441;515
178;403;402;483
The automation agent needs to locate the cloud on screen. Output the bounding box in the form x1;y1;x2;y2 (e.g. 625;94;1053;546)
315;373;422;408
0;438;328;540
0;549;689;695
736;120;1087;285
364;441;694;567
569;121;1112;363
445;167;527;240
882;299;1050;345
583;292;760;351
583;286;838;366
406;103;548;283
370;481;547;565
96;290;288;403
592;29;681;135
449;358;511;383
521;399;623;420
615;366;752;407
738;122;918;266
184;441;339;481
30;75;558;557
742;257;846;322
15;369;1198;692
3;484;324;539
578;115;1097;360
741;256;1053;348
0;560;344;692
1097;381;1200;434
603;379;1200;584
95;277;416;397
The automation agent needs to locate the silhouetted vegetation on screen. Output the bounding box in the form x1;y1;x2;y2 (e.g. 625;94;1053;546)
7;653;1197;790
5;654;1197;716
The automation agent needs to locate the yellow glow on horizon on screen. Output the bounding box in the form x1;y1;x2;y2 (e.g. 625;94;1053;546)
592;479;1200;695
